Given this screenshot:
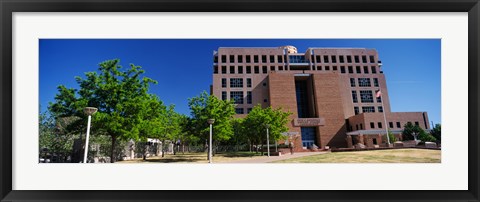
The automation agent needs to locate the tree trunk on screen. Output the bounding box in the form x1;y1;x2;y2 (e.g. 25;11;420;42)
161;140;165;157
143;143;149;160
110;135;116;163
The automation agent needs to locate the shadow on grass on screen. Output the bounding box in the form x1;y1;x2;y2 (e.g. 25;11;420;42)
143;158;201;163
219;152;262;158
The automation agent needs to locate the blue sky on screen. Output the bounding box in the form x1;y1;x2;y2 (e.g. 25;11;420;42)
39;39;441;125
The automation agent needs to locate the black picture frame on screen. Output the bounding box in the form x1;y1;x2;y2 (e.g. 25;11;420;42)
1;0;479;201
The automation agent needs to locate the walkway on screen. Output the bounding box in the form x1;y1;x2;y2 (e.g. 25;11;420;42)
222;151;328;163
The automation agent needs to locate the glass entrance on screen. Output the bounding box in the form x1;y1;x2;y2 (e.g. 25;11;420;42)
301;127;317;148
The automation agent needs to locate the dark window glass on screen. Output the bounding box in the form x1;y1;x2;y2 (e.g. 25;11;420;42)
363;66;369;74
378;106;383;112
213;66;218;74
247;91;252;104
230;55;235;63
415;121;419;126
354;56;360;63
373;78;379;87
333;66;337;71
356;66;361;74
238;55;243;63
331;55;337;63
270;66;275;71
221;55;227;63
230;91;244;104
317;66;322;71
347;55;352;63
221;78;227;88
230;66;235;74
270;55;275;63
348;66;353;73
254;55;259;63
325;66;330;71
262;66;267;74
389;122;393;128
350;78;356;87
378;122;382;128
360;90;374;103
371;66;377;74
221;66;226;74
221;91;227;100
246;55;251;63
238;66;243;74
316;55;321;63
396;122;401;128
370;122;375;129
230;78;243;88
235;108;244;114
362;106;375;113
246;66;251;74
254;66;259;74
354;107;359;115
277;55;283;63
262;55;267;63
352;91;358;103
370;55;376;63
214;55;218;63
247;78;252;87
279;66;283;71
377;96;382;103
339;55;345;63
362;55;367;63
358;78;371;87
323;55;329;63
341;66;346;73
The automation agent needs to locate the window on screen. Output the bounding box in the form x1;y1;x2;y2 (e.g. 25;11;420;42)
373;138;377;145
312;66;316;71
373;78;379;87
358;78;371;87
279;66;283;71
415;121;419;126
221;55;226;63
316;55;321;63
378;122;382;128
325;66;330;71
277;55;283;63
354;55;360;63
221;78;227;88
341;66;346;73
378;106;383;112
356;66;361;74
371;66;377;74
288;55;309;63
333;66;338;71
389;122;393;128
221;91;227;101
370;122;375;129
247;108;252;113
347;55;352;63
270;55;275;63
348;66;353;73
264;99;268;103
339;55;345;63
247;91;252;104
213;66;218;74
230;91;244;104
263;82;267;87
237;55;243;63
262;55;267;63
254;66;259;74
362;55;367;63
214;55;218;63
352;91;358;103
221;66;226;74
246;55;251;63
362;106;375;113
350;78;356;87
235;108;244;114
356;125;359;130
262;66;267;74
363;66;369;74
246;66;252;74
360;124;363;130
360;90;374;103
230;66;235;74
331;55;337;63
230;55;235;63
323;55;329;63
317;66;322;71
354;106;359;115
377;96;382;103
230;78;243;88
254;55;259;63
247;78;252;87
396;122;401;128
238;66;243;74
370;55;376;63
270;66;275;71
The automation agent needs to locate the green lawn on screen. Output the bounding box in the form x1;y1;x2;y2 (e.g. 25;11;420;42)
272;149;441;163
116;151;264;163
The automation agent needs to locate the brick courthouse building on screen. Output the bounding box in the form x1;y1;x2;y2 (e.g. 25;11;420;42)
211;46;430;151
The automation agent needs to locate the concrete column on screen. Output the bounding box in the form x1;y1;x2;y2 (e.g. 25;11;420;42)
359;134;365;145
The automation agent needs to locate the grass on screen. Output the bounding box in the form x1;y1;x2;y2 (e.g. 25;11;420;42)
116;151;264;163
272;149;441;163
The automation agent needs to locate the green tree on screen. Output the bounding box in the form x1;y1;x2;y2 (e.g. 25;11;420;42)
49;59;157;162
243;105;291;153
387;130;397;143
430;124;441;143
188;91;236;156
401;122;422;140
418;129;437;142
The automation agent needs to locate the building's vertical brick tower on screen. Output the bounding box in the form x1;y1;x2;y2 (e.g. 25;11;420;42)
212;46;430;150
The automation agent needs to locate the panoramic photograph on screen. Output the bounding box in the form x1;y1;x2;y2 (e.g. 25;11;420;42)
39;39;441;164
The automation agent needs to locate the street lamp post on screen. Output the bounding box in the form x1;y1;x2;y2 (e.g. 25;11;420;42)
83;107;97;163
207;119;215;163
265;124;270;157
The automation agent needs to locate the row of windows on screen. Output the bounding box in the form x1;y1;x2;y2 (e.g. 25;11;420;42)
235;107;253;114
353;106;383;115
216;55;284;64
350;78;380;87
214;65;378;75
221;78;261;88
352;90;382;103
215;54;377;64
222;91;254;104
313;55;376;64
351;121;420;131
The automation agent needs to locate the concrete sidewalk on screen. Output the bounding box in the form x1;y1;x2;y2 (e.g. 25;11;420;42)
222;151;328;163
